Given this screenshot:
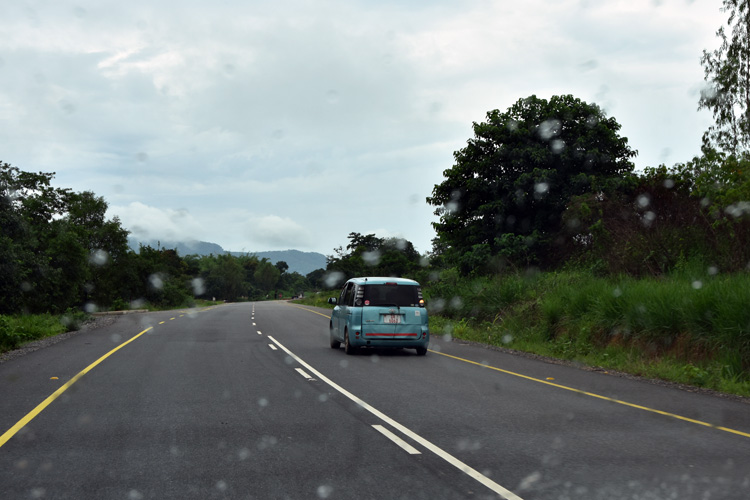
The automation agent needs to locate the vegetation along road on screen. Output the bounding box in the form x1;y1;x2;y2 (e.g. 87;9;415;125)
1;301;749;499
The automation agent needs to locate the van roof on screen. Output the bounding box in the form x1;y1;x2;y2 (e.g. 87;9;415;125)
347;277;420;286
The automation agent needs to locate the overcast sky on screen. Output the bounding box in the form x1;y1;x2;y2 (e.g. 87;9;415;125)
1;0;726;256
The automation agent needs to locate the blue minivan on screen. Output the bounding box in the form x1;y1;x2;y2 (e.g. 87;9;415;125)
328;277;429;355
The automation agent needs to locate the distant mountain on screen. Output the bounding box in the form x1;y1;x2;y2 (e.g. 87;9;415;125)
127;239;326;275
237;249;327;276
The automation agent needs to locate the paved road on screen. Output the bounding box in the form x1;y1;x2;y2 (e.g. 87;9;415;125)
1;301;749;499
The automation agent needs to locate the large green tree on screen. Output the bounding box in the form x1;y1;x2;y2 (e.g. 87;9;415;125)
427;95;636;271
700;0;750;155
326;232;422;280
0;163;132;312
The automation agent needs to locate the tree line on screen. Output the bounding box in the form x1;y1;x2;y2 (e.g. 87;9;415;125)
0;163;320;314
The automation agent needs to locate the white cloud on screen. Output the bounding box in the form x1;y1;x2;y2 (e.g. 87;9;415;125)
108;202;205;242
244;215;313;249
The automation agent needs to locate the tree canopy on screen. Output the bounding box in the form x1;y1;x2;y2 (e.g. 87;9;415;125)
325;232;423;282
700;0;750;155
427;95;636;271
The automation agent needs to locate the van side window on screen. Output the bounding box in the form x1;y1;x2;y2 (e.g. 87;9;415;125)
344;283;355;306
339;283;349;304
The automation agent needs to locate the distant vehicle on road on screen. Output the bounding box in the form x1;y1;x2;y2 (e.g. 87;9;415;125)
328;277;429;355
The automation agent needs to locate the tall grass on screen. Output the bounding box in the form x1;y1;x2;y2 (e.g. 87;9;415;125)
0;312;85;352
292;290;338;309
424;268;750;396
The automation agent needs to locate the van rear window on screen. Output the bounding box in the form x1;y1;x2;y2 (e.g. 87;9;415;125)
362;284;420;307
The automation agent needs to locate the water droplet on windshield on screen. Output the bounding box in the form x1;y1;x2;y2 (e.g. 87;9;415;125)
317;485;334;498
538;119;561;140
641;211;656;227
324;271;345;288
257;435;277;450
89;249;108;266
518;471;542;491
449;296;463;310
534;182;549;195
692;280;703;290
192;277;206;296
149;274;164;290
363;250;381;266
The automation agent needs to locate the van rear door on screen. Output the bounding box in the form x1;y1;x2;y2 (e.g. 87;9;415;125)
360;283;421;340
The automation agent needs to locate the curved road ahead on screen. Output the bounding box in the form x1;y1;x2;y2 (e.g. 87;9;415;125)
1;301;749;499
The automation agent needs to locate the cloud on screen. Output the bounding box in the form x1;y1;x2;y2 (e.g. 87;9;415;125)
1;0;730;256
108;202;205;242
245;215;313;249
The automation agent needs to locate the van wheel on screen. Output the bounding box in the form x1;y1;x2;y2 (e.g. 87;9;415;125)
415;347;427;356
329;324;340;349
344;331;357;355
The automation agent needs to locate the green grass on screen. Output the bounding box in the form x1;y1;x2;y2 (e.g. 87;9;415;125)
0;311;88;353
291;291;337;309
425;269;750;397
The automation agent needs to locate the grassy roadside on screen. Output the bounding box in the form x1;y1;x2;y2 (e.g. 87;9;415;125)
425;269;750;397
0;300;228;355
292;291;338;309
0;310;90;354
296;271;750;397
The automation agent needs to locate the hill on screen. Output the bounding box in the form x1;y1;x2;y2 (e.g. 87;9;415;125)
127;239;326;275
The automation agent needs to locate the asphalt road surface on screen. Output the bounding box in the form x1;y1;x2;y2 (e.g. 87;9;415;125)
1;301;749;499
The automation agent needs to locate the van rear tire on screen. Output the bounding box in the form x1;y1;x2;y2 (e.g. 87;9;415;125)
344;331;357;355
415;347;427;356
329;325;340;349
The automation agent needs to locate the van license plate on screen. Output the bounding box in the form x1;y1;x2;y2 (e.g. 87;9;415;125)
383;314;401;324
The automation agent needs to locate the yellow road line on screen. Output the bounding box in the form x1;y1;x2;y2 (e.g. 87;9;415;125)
284;302;332;319
431;350;750;439
0;327;153;449
285;303;750;439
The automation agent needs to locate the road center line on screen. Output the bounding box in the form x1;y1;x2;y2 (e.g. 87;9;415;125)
267;335;522;500
0;327;154;449
430;350;750;439
372;425;421;455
